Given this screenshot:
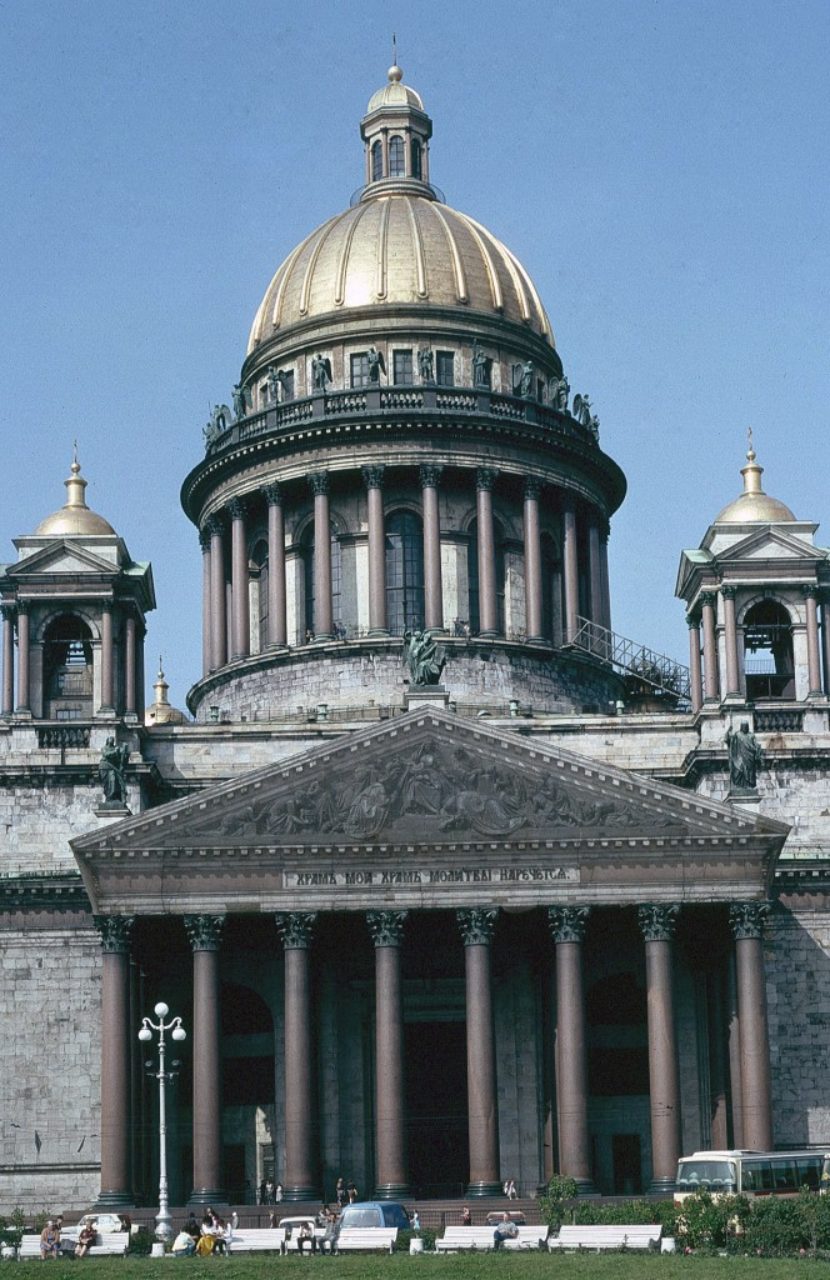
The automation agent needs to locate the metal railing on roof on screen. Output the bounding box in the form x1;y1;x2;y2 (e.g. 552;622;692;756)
571;616;691;703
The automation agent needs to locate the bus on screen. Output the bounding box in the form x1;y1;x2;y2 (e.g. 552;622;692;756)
675;1150;830;1204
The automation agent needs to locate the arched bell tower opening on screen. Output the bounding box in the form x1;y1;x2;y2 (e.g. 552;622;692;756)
43;614;94;720
743;600;795;700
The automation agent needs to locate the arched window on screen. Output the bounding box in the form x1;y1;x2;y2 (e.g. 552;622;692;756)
389;135;405;177
43;615;93;719
250;539;268;652
371;139;383;182
540;533;561;644
302;523;342;641
411;138;422;179
385;511;424;635
467;517;506;636
743;600;794;699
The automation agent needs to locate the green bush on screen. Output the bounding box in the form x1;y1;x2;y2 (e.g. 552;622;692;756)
573;1199;669;1226
538;1174;578;1230
674;1191;749;1252
128;1227;155;1256
395;1228;436;1252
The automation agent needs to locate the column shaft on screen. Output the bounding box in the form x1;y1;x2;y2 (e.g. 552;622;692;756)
209;522;227;669
373;935;408;1196
688;620;703;714
266;489;287;647
364;471;387;635
735;934;773;1149
587;521;603;626
822;600;830;696
100;604;114;711
1;609;14;716
701;595;719;702
186;916;226;1202
230;502;250;660
476;472;498;636
599;533;612;633
124;616;136;716
562;503;579;644
201;534;212;677
708;967;730;1150
421;467;444;632
311;476;333;639
804;590;822;696
136;627;146;719
722;590;739;695
16;607;30;713
284;950;316;1197
640;906;681;1194
555;941;592;1189
464;943;500;1193
523;480;543;642
726;948;744;1148
95;917;134;1207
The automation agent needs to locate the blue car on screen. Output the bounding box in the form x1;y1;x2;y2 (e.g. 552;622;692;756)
337;1202;410;1230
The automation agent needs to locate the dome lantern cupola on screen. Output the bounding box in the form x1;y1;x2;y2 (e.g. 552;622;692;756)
360;62;434;199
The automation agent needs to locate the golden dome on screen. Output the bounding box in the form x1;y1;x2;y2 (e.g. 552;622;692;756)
366;64;424;112
35;456;117;537
145;659;186;726
248;194;554;351
714;440;796;524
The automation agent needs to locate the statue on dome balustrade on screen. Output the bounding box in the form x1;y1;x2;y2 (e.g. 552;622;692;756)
418;345;434;383
266;366;287;404
232;383;247;421
403;628;445;686
513;360;535;399
572;392;600;440
367;346;386;382
312;353;332;391
203;404;230;450
549;373;570;412
472;341;491;388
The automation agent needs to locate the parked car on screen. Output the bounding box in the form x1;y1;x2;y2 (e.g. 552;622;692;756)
337;1201;410;1230
278;1216;324;1242
78;1214;127;1234
485;1210;526;1226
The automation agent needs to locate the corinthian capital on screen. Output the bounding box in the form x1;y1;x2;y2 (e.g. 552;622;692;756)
276;911;318;949
94;915;135;954
547;905;589;943
457;908;498;946
638;903;679;942
184;914;226;952
367;910;408;947
729;901;770;940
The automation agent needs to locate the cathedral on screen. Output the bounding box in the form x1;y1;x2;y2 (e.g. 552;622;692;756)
1;63;829;1214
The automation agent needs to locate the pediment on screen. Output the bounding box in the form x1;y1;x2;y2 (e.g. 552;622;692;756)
10;540;118;578
717;527;822;565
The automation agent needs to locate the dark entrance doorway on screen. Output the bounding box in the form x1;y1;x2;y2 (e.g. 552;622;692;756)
405;1021;468;1196
612;1134;642;1195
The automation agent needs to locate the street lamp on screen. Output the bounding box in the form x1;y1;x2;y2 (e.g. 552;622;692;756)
138;1001;186;1243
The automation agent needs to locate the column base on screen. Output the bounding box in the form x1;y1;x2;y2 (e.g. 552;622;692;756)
465;1180;503;1197
572;1177;597;1195
311;634;333;644
374;1182;410;1200
368;628;390;638
282;1184;320;1203
189;1187;227;1206
94;1189;135;1210
649;1176;676;1195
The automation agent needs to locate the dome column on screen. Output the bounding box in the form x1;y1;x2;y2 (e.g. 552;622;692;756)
230;499;250;661
123;615;136;719
420;465;444;632
802;587;823;698
208;516;227;669
309;473;333;640
721;587;740;697
99;601;115;713
548;906;594;1193
276;913;319;1200
363;466;388;635
367;911;409;1198
523;478;544;642
588;519;604;628
561;500;579;645
199;530;211;677
599;531;612;632
1;606;14;717
687;615;703;713
457;909;501;1196
265;484;287;647
16;602;31;715
700;592;720;703
476;469;499;638
638;905;681;1194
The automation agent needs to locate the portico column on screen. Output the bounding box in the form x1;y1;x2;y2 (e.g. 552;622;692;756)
265;484;287;647
200;529;212;677
124;615;136;717
475;469;499;637
309;473;333;640
208;516;227;669
100;602;115;713
562;501;579;644
457;908;501;1195
822;597;830;696
687;615;703;714
276;913;319;1200
229;498;250;661
523;478;544;642
729;903;773;1149
638;904;681;1193
94;915;135;1207
16;602;30;714
367;911;409;1198
1;606;14;717
363;466;388;635
802;586;823;697
420;465;444;631
587;519;603;627
700;592;720;702
184;914;226;1203
547;907;594;1192
721;587;740;696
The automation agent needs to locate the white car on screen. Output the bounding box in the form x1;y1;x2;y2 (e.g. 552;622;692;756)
78;1213;127;1234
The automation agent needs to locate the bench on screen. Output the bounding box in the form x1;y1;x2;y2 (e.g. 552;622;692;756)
436;1225;546;1251
548;1224;661;1252
19;1231;130;1259
226;1228;286;1253
335;1227;398;1254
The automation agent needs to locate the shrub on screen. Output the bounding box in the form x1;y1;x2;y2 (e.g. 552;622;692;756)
574;1199;669;1226
673;1190;749;1251
539;1174;578;1230
395;1228;436;1251
128;1227;156;1256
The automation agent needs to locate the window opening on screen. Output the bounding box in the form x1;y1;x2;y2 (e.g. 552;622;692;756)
371;140;383;182
350;353;370;388
386;511;425;635
743;600;794;699
389;135;405;177
393;349;413;385
411;139;422;179
436;350;455;387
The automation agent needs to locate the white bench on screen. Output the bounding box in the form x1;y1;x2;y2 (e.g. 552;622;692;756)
436;1225;547;1251
19;1231;130;1259
226;1228;286;1253
335;1227;398;1253
548;1224;661;1252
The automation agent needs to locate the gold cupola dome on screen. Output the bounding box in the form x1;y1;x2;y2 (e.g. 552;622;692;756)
247;65;554;352
714;438;796;524
35;454;117;537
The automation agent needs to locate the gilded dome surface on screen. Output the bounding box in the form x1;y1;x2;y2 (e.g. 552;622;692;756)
367;64;424;112
35;458;117;537
714;443;796;524
248;194;554;352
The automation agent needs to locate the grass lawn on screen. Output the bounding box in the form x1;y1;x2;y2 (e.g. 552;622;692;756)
35;1256;824;1279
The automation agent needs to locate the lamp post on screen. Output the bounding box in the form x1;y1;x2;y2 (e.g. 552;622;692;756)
138;1001;186;1243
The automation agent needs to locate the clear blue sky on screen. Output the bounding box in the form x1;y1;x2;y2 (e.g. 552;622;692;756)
1;0;828;708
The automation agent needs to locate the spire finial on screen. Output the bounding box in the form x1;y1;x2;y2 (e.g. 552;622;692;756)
740;428;764;496
746;425;755;462
388;33;402;81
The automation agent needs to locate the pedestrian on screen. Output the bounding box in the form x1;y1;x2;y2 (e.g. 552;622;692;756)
335;1177;345;1207
411;1210;421;1236
461;1207;472;1226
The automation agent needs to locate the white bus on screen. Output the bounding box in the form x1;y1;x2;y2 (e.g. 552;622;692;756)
675;1149;830;1204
